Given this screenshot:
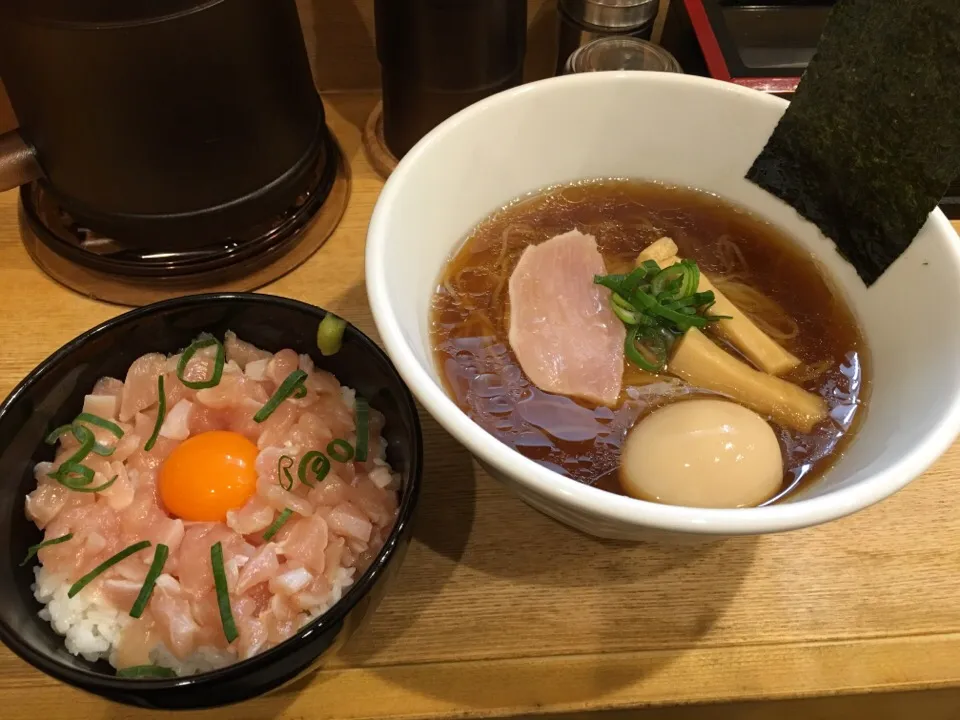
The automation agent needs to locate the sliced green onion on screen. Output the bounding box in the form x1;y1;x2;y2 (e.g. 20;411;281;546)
630;287;709;331
74;413;124;439
68;541;151;598
211;541;238;644
625;325;669;373
51;461;94;486
58;470;118;494
317;313;347;357
144;375;165;452
297;450;330;488
326;438;354;463
254;369;307;423
639;259;661;276
277;455;295;491
47;424;96;478
293;384;308;399
116;665;177;679
650;265;683;298
87;442;116;458
21;533;73;566
611;301;645;326
355;397;370;462
47;419;118;457
176;336;225;390
44;424;76;446
129;544;169;619
262;508;293;541
594;273;629;296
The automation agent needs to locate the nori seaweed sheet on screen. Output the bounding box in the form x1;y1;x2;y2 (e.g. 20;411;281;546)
745;0;960;286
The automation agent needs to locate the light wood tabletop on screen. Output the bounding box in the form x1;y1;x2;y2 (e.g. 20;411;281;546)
2;92;960;720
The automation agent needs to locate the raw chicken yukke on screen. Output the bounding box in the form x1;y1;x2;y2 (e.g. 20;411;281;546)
23;321;400;678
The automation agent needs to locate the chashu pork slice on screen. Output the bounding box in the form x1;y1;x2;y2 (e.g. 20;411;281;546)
508;229;625;406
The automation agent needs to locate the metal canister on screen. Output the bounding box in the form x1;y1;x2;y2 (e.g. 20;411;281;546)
556;0;661;75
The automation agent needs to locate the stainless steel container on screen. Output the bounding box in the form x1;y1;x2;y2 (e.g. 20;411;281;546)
556;0;661;75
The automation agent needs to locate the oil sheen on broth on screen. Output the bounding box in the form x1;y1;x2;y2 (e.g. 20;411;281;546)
430;180;869;503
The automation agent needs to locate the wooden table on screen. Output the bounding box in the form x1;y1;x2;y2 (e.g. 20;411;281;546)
2;93;960;720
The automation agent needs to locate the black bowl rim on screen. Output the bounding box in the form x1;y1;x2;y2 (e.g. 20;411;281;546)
0;292;423;694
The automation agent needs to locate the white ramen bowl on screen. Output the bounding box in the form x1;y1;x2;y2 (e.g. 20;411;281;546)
366;72;960;541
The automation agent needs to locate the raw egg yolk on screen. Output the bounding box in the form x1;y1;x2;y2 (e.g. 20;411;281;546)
159;430;259;522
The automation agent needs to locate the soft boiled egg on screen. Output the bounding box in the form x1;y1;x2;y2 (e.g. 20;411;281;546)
619;399;783;509
159;430;259;522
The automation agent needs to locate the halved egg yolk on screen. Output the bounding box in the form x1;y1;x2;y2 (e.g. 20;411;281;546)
159;430;259;522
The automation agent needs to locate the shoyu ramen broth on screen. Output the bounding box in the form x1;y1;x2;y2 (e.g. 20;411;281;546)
430;180;869;508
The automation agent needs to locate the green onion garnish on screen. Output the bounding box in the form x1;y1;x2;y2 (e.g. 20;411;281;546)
68;541;151;598
56;469;118;494
595;258;728;373
354;397;370;462
254;369;307;423
45;424;77;446
262;508;293;541
317;313;347;356
144;375;166;452
74;413;124;439
21;533;73;566
116;665;177;679
74;412;124;456
47;424;96;478
326;438;354;463
176;336;225;390
297;450;330;488
211;541;238;644
625;325;670;373
277;454;295;491
46;419;117;458
46;424;118;493
129;544;169;619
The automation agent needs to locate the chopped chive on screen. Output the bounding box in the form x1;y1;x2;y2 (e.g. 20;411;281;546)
277;455;295;491
144;375;165;452
262;508;294;541
211;541;238;643
87;442;116;458
625;325;669;373
48;424;118;493
254;369;307;423
176;336;225;390
326;438;354;463
47;424;96;479
74;413;124;439
47;419;119;457
44;424;76;445
57;471;118;494
21;533;73;566
68;541;151;598
129;544;169;619
317;313;347;356
355;397;370;462
297;450;330;488
293;384;308;399
50;461;93;485
116;665;177;679
611;300;645;326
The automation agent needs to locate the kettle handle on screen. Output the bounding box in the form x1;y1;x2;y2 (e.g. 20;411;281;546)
0;130;42;192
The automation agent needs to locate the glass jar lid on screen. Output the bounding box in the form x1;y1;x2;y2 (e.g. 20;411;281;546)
565;36;683;74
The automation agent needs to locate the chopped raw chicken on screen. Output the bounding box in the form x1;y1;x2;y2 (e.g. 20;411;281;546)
26;334;400;676
508;229;626;406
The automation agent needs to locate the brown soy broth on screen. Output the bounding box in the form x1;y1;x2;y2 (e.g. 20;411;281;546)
430;180;870;503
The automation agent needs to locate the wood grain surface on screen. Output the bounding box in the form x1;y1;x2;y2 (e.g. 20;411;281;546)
0;92;959;720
